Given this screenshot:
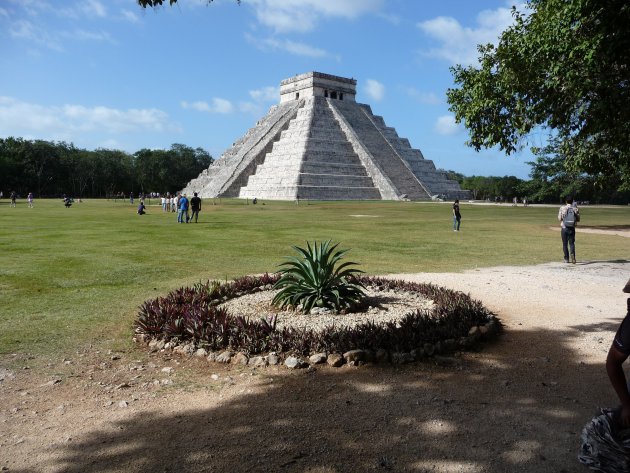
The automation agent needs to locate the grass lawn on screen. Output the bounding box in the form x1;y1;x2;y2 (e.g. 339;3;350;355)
1;198;628;362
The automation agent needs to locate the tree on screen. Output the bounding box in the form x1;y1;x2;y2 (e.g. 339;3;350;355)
447;0;630;190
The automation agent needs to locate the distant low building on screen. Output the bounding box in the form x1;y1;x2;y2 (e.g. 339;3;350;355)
182;72;471;201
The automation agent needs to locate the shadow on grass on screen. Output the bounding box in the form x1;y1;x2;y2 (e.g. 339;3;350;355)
13;322;617;473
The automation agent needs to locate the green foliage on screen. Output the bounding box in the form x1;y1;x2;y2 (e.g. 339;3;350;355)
0;138;212;197
447;0;630;190
460;175;525;201
272;240;366;314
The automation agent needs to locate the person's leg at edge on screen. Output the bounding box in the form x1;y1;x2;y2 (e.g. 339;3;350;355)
568;228;576;263
561;227;570;262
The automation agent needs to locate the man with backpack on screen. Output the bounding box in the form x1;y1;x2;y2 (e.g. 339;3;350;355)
558;196;581;263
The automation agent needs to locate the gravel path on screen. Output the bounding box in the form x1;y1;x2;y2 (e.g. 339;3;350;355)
1;260;629;472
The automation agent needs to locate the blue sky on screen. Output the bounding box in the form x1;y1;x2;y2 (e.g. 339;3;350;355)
0;0;537;178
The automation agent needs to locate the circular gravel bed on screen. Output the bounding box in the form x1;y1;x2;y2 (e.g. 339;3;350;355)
218;286;435;331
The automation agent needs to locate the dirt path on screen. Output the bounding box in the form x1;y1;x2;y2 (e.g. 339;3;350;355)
1;260;629;473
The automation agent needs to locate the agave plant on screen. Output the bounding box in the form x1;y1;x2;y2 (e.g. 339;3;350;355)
272;240;366;314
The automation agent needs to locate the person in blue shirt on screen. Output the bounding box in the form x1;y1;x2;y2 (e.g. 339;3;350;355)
178;194;189;223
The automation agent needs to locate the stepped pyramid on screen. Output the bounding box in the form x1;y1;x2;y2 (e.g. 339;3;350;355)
182;72;470;201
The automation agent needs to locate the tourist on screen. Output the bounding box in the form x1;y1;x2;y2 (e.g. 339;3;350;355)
137;202;146;215
10;191;16;207
452;199;461;231
190;192;201;223
161;195;167;212
177;193;189;223
171;195;177;213
129;192;134;205
27;192;33;208
605;278;630;426
558;196;580;263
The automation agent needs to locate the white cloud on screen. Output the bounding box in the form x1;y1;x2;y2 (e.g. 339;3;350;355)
121;9;140;23
434;115;462;136
80;0;107;18
62;29;114;43
405;87;441;105
0;96;178;137
417;3;522;66
245;34;328;58
248;0;384;33
9;20;64;51
181;98;235;114
364;79;385;102
249;86;278;102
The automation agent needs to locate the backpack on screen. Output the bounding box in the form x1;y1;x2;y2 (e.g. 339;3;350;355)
563;207;577;227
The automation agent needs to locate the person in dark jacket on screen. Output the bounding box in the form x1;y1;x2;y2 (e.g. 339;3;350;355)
190;192;202;223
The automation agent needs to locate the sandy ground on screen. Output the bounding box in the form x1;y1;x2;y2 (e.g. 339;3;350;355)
1;259;630;473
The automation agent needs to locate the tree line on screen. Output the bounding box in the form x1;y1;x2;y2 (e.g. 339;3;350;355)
444;150;629;205
0;138;213;198
1;137;627;204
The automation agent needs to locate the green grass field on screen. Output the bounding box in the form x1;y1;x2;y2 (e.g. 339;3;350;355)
1;198;628;361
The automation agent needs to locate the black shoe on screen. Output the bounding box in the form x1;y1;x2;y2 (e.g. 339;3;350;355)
564;258;569;263
571;255;576;264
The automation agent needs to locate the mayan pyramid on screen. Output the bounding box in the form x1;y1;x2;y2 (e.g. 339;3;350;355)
182;72;470;201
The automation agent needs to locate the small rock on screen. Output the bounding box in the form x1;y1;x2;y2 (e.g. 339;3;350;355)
118;401;128;408
248;356;268;367
115;383;131;390
327;353;344;368
232;353;249;365
267;353;280;366
284;356;307;369
210;374;220;381
309;353;327;365
194;348;208;358
206;352;217;362
161;367;174;374
111;355;121;361
215;351;233;364
343;349;366;363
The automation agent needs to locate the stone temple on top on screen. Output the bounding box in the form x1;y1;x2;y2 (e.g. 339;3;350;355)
182;72;470;201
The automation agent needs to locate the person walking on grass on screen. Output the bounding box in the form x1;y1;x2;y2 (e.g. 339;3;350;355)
10;191;16;207
190;192;201;223
558;196;580;263
452;199;462;231
27;192;33;208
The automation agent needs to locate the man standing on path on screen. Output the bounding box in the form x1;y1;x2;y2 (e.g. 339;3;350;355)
558;196;580;263
190;192;201;223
